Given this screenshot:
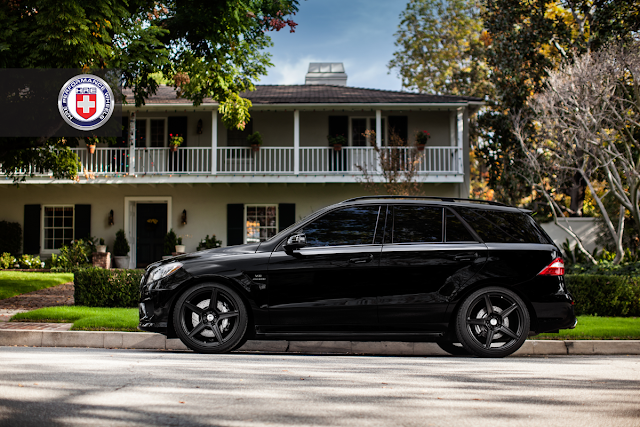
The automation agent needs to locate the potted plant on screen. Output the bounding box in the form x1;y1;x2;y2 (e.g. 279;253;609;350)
327;134;347;151
247;131;263;152
197;234;223;251
415;130;431;151
96;238;107;253
86;136;99;154
164;229;178;259
175;237;186;254
169;134;183;152
112;229;130;268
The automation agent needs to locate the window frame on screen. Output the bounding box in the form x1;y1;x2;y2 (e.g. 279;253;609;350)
135;117;168;148
348;116;388;147
41;204;75;254
244;204;279;244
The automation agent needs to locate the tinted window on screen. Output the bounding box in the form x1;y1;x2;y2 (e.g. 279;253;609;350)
301;205;381;247
392;205;442;243
456;208;550;244
445;210;476;242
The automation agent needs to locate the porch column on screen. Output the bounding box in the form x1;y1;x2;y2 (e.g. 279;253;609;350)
128;111;136;176
457;108;464;175
211;110;218;174
375;109;382;174
294;109;300;175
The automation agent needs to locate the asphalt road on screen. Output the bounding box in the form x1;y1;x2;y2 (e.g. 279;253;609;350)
0;347;638;427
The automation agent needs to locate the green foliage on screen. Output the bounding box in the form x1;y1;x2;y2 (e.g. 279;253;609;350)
0;221;22;255
176;237;182;245
164;229;178;255
327;134;347;146
567;260;640;277
99;238;105;245
47;239;93;272
11;306;139;332
197;235;223;251
247;131;263;146
565;274;640;317
113;229;130;256
0;252;16;269
17;254;41;269
73;267;143;308
0;271;73;300
415;130;431;145
169;134;184;147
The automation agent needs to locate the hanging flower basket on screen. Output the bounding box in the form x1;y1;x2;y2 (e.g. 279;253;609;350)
251;144;260;152
415;130;431;151
333;143;343;152
169;144;179;152
87;144;96;154
416;143;426;151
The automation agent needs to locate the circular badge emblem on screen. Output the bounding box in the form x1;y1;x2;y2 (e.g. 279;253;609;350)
58;74;114;131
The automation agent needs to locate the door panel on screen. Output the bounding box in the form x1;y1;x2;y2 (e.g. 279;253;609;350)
136;203;167;267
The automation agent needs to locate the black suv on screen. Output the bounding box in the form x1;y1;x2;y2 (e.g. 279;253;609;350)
139;196;576;358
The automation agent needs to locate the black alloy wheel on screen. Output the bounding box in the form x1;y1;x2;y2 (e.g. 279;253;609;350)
455;286;530;358
173;283;248;354
436;340;471;356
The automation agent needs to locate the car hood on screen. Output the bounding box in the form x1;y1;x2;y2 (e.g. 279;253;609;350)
147;243;262;271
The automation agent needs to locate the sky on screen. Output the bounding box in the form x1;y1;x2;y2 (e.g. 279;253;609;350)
258;0;407;91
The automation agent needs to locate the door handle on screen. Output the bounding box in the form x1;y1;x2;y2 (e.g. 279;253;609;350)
454;252;479;261
349;254;374;264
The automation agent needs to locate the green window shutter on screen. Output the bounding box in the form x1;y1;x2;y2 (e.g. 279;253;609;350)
278;203;296;232
74;204;91;241
227;204;244;246
23;204;41;255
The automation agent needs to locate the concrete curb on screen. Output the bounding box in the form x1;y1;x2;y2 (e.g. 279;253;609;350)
1;329;639;355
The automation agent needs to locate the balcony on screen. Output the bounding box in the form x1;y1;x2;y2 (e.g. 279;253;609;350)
14;146;464;184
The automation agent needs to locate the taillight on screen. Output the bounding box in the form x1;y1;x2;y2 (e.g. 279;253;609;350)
538;257;565;276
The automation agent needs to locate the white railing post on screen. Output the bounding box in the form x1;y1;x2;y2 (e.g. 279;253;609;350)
294;110;300;175
128;111;136;176
211;110;218;174
375;110;382;175
457;108;464;175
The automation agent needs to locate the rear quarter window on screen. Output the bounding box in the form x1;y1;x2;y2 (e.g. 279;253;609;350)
455;207;551;244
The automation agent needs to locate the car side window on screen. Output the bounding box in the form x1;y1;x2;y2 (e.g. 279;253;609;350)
456;207;550;244
300;205;382;247
392;205;443;243
445;209;476;242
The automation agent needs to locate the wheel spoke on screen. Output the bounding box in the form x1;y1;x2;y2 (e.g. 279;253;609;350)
500;303;518;319
210;289;219;313
188;321;206;338
467;318;485;326
184;302;204;315
483;294;493;314
497;326;518;340
218;311;239;320
484;329;494;348
212;323;224;343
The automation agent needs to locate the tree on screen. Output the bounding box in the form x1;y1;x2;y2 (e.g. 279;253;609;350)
513;42;640;264
0;0;298;181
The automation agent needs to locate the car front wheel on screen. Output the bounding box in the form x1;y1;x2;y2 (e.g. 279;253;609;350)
173;283;248;354
455;286;530;358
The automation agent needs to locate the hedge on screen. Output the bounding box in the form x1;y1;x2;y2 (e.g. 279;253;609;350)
566;274;640;317
74;268;143;308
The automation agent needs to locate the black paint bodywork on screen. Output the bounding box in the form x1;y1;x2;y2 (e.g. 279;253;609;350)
139;200;576;341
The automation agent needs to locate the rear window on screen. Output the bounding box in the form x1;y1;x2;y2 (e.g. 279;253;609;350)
455;207;550;244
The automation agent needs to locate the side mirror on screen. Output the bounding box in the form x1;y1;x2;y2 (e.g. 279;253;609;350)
284;233;307;253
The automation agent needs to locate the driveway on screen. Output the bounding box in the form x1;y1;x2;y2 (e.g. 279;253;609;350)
0;347;638;426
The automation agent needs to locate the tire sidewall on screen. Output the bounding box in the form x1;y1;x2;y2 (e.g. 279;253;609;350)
173;282;248;354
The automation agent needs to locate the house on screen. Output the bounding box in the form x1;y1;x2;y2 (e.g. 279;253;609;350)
1;63;483;268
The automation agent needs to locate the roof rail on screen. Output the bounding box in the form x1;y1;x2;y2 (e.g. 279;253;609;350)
340;195;507;207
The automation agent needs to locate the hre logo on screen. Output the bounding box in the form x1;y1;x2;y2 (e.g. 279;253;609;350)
58;75;114;131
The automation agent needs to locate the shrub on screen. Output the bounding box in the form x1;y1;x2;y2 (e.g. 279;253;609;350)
0;221;22;256
566;274;640;317
567;260;640;276
18;254;42;269
113;230;130;256
0;252;17;269
74;267;143;308
196;234;222;251
164;229;177;255
47;239;93;272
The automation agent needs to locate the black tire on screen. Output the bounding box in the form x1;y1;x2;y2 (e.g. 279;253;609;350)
455;286;530;358
436;340;471;356
173;283;248;354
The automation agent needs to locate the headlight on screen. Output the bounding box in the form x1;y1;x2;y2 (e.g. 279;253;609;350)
147;262;183;285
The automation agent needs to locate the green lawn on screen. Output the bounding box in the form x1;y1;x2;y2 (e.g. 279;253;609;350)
0;271;74;300
535;316;640;340
11;306;139;332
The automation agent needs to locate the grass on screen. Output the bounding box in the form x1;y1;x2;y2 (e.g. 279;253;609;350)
11;306;139;332
535;316;640;340
0;271;74;300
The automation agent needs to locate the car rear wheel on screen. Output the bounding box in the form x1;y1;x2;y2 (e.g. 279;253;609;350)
436;340;471;356
455;286;530;358
173;283;248;354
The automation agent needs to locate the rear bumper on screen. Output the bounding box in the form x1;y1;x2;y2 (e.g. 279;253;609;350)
532;301;577;333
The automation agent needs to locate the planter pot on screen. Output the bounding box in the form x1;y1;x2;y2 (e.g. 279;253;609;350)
96;245;107;253
251;144;260;152
170;145;178;152
113;256;129;269
332;144;342;152
87;145;96;154
416;144;426;151
175;245;186;253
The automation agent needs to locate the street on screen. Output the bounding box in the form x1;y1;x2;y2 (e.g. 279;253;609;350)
0;347;638;427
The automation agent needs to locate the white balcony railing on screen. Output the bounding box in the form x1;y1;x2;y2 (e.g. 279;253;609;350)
18;146;461;179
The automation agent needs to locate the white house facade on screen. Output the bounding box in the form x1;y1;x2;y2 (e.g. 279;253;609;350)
1;64;483;268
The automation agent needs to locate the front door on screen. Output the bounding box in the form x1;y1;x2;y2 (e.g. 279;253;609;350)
266;205;384;332
136;203;167;268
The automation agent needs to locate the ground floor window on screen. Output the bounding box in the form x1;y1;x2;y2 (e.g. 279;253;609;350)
43;206;74;250
245;205;278;243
